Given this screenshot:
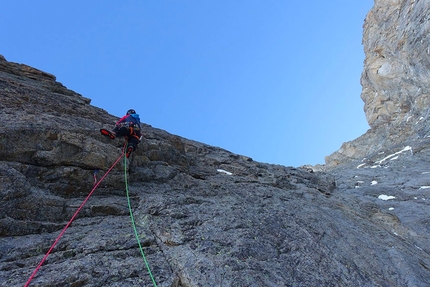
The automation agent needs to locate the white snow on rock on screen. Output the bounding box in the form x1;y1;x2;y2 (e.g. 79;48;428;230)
217;169;233;175
355;180;364;188
378;194;396;200
371;180;378;185
361;146;414;169
357;163;366;169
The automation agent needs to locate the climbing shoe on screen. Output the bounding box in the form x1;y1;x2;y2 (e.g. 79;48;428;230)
100;128;116;139
126;146;134;158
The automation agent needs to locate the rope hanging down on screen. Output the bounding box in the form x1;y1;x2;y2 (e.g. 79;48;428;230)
124;153;158;287
24;148;125;287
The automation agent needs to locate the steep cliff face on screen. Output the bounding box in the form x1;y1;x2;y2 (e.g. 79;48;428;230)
1;1;430;286
1;53;430;286
326;0;430;167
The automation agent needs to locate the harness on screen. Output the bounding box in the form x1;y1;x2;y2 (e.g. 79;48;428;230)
128;126;141;141
117;122;141;141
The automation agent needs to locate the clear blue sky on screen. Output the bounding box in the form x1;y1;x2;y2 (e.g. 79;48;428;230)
1;1;373;167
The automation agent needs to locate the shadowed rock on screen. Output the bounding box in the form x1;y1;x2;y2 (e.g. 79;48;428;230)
2;1;430;285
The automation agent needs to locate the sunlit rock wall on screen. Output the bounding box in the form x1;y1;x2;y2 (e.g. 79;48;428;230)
326;0;430;168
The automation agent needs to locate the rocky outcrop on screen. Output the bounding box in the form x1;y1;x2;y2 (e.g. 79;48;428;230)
326;0;430;168
1;1;430;285
1;50;430;286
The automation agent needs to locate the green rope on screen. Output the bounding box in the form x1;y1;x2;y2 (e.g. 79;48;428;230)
124;154;158;287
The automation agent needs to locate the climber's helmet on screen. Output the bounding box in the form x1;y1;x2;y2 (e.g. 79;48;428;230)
127;109;136;115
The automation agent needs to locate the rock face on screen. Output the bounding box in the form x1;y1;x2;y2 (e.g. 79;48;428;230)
1;1;430;285
326;0;430;168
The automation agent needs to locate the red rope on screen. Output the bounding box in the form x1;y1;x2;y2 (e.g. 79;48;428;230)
24;148;125;287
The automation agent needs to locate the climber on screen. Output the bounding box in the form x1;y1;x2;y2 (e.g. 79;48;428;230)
100;109;142;158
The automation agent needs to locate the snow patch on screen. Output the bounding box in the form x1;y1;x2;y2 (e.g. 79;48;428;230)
419;186;430;189
217;169;232;175
375;146;412;165
371;180;378;185
364;146;414;168
378;194;396;200
389;207;394;211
